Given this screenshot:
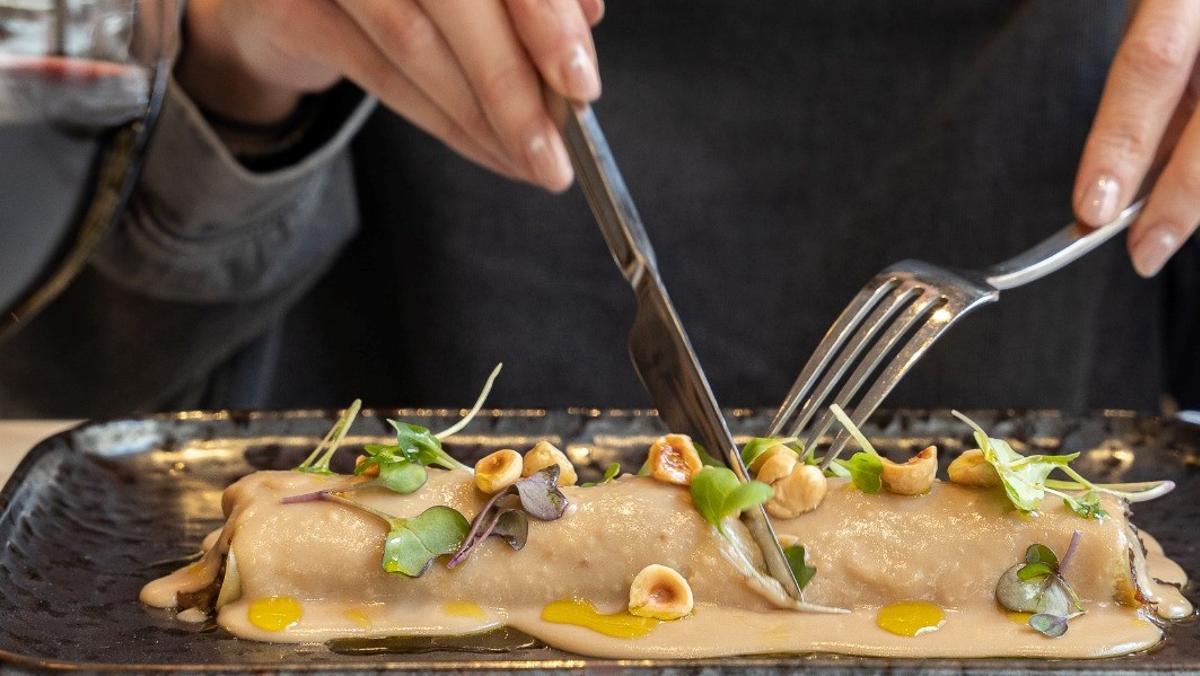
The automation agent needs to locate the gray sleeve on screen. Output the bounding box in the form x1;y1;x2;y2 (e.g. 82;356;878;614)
90;79;376;302
0;81;377;417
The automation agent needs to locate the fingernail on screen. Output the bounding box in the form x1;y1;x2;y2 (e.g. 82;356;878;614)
527;131;573;191
564;44;601;100
1131;224;1179;277
1078;174;1121;225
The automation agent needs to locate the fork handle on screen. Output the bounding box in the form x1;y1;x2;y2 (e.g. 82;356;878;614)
983;199;1145;291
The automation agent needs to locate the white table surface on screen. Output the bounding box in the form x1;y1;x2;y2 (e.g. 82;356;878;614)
0;420;78;485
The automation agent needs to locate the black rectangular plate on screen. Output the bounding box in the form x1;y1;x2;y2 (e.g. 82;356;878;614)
0;408;1197;672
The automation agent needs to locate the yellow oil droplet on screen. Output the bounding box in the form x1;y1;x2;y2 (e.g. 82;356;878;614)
443;601;486;619
541;599;660;638
248;596;303;632
1007;611;1033;625
876;601;945;637
343;608;371;627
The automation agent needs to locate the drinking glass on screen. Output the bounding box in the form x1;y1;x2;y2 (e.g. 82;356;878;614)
0;0;180;342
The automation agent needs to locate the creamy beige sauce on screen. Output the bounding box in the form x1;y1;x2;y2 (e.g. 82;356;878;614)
142;470;1192;658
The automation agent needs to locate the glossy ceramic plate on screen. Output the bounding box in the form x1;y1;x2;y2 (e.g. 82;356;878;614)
0;408;1196;672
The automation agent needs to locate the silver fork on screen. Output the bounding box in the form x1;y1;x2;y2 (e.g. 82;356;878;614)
767;200;1145;464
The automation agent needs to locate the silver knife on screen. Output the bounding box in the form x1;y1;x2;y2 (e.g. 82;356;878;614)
550;97;805;603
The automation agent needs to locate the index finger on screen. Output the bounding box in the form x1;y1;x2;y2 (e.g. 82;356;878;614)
421;0;574;191
1072;0;1200;226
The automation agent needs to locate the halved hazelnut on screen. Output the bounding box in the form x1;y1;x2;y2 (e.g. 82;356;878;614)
647;434;704;486
628;563;694;620
523;441;577;486
948;448;1001;487
881;445;937;495
474;449;523;494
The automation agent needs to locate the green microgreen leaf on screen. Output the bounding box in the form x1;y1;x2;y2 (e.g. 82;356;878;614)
388;421;468;471
1017;561;1055;581
1061;490;1107;519
950;410;1162;517
382;506;470;577
693;442;726;468
296;399;362;474
741;437;801;468
601;462;621;482
1025;543;1059;568
689;466;774;531
581;462;621;487
377;460;429;494
783;544;817;590
359;364;502;483
636;459;652;476
836;452;883;494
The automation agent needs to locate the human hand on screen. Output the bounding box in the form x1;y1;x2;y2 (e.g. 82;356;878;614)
1073;0;1200;277
177;0;605;192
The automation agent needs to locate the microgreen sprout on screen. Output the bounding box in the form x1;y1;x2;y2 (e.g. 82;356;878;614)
433;363;503;440
995;531;1085;638
689;466;774;537
951;410;1174;517
361;363;503;479
447;465;568;568
783;544;817;590
294;365;501;484
688;466;843;613
818;404;883;494
281;489;468;577
295;399;362;475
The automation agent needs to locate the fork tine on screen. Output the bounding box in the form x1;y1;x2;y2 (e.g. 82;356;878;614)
805;290;944;453
820;301;957;464
782;284;923;439
766;276;899;436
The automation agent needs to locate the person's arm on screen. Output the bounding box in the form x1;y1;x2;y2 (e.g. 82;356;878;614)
1072;0;1200;277
0;76;373;416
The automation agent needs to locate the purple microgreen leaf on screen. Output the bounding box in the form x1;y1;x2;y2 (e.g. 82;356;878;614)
279;479;361;504
280;489;331;505
447;486;520;568
448;467;569;568
492;509;528;550
514;465;568;520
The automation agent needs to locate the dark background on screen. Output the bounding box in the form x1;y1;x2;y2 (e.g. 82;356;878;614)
262;0;1198;413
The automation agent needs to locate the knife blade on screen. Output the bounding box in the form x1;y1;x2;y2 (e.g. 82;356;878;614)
550;97;805;603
